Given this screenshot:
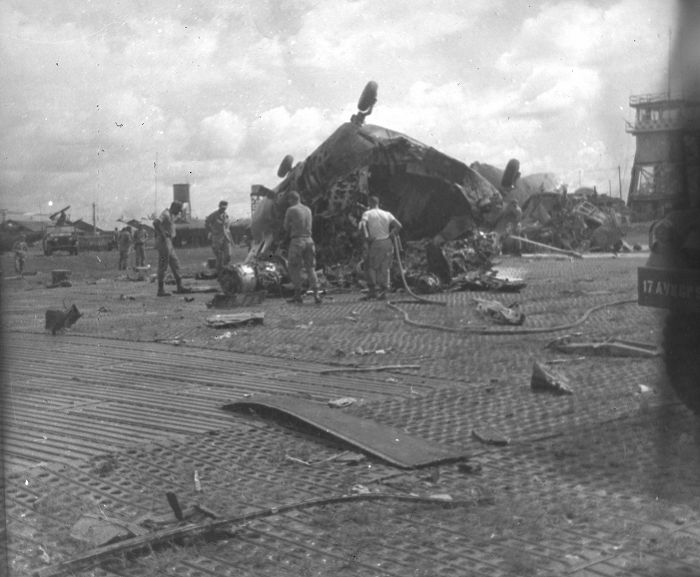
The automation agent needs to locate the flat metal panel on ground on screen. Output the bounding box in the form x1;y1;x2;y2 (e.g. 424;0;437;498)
225;395;468;468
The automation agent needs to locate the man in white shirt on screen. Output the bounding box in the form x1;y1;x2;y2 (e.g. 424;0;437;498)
358;195;402;300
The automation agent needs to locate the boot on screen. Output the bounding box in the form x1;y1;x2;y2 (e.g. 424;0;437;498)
287;289;303;304
157;281;171;297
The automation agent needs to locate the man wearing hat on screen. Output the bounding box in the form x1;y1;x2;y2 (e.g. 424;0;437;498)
153;200;189;296
205;200;234;273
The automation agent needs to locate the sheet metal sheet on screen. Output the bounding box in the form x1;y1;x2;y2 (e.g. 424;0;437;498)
224;395;468;469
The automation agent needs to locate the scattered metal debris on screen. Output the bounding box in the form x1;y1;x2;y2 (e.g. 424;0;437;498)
353;346;393;356
508;234;583;259
546;335;660;358
69;515;136;547
327;397;358;408
37;490;491;577
224;395;467;468
473;297;525;326
531;361;574;395
44;304;82;335
319;364;420;374
471;428;510;446
205;312;265;328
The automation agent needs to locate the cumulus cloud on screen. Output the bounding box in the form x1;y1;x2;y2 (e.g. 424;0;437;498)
0;0;681;221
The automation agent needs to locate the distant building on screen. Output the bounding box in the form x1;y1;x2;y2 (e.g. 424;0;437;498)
626;92;700;220
0;219;50;251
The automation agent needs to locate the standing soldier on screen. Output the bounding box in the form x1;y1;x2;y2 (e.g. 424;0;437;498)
358;195;402;300
153;201;190;296
117;226;133;270
133;225;148;267
13;234;29;276
283;191;322;304
205;200;234;273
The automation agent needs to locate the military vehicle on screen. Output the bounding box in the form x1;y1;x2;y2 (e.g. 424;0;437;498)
42;226;79;256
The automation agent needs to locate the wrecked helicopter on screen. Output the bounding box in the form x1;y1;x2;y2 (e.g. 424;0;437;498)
219;81;523;295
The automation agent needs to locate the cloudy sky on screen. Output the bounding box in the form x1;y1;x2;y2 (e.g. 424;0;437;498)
0;0;678;224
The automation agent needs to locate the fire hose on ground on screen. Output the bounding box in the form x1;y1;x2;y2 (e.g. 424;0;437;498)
389;234;638;334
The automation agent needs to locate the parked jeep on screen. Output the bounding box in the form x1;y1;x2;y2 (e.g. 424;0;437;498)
43;226;79;256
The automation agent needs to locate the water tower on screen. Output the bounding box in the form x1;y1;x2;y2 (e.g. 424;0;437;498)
173;184;191;221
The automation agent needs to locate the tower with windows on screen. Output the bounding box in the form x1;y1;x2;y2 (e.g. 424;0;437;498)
626;93;700;220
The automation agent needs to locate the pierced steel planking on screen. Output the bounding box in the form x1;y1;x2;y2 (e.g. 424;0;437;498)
224;395;468;469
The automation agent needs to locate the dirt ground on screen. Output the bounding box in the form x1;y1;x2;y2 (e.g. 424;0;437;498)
2;229;700;577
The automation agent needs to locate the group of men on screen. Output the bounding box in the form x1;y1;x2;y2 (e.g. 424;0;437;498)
151;199;235;297
281;191;402;304
152;192;402;302
116;225;148;270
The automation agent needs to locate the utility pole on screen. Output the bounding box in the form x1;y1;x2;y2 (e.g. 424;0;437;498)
92;203;96;233
668;28;672;98
154;152;158;215
618;165;623;199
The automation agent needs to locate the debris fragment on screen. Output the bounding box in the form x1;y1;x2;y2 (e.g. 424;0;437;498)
69;515;133;547
473;297;525;325
285;454;311;466
328;397;358;408
319;364;419;374
37;545;51;564
354;346;394;356
546;335;660;358
427;493;453;502
193;470;202;492
206;312;264;328
213;331;233;340
330;451;365;465
154;338;187;345
165;492;184;521
530;361;574;395
457;461;483;475
508;235;583;259
45;304;82;335
471;428;510;446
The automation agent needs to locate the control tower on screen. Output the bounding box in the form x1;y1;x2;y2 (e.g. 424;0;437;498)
626;92;700;220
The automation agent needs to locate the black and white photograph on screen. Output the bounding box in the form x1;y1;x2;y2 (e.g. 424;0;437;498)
1;1;699;576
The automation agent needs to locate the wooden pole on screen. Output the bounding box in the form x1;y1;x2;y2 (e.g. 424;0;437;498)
618;165;623;199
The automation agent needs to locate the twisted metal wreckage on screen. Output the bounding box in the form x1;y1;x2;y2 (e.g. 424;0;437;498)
218;81;623;297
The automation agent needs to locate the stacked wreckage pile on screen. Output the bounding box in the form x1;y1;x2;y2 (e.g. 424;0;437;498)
514;191;631;253
214;230;523;302
214;190;630;302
